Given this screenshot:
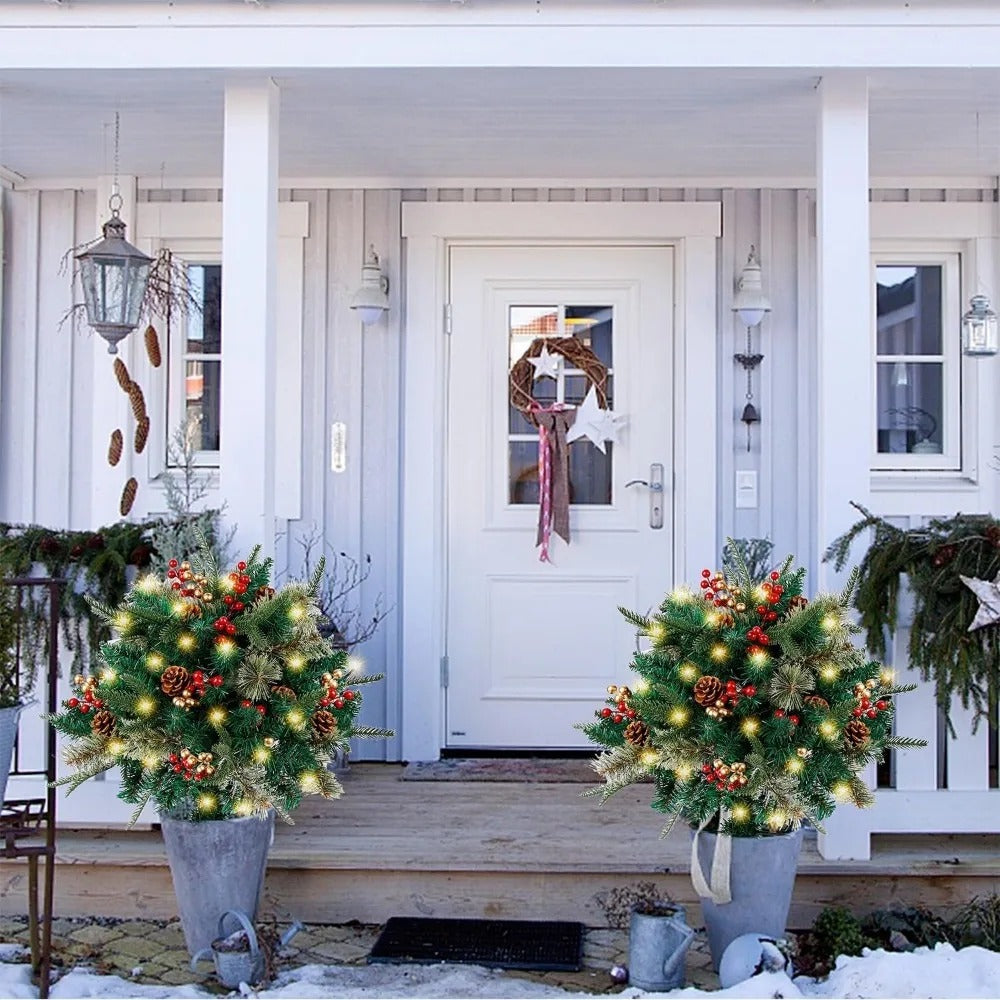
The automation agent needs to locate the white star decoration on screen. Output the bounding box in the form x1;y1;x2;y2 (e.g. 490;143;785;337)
960;573;1000;631
565;385;627;454
528;346;561;381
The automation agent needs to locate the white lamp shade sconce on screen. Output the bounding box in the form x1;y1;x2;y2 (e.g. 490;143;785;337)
962;293;999;356
732;246;771;451
350;245;390;326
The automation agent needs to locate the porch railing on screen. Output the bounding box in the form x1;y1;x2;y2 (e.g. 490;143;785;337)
818;585;1000;860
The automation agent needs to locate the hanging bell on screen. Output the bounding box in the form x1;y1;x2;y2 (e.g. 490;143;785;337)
741;403;760;453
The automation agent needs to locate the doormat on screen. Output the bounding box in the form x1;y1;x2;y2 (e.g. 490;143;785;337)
401;757;598;783
368;916;584;971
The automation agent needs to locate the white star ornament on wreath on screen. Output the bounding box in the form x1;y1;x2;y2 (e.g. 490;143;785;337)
528;346;561;381
960;573;1000;631
565;385;626;454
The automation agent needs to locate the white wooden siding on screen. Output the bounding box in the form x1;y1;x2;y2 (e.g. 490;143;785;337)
2;184;999;760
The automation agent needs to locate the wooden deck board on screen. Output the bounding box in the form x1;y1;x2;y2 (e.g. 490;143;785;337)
4;764;998;927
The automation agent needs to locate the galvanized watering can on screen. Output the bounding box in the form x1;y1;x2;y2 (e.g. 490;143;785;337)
628;903;695;992
190;909;301;988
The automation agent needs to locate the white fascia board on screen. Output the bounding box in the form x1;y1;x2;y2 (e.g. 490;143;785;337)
136;200;309;239
3;24;1000;69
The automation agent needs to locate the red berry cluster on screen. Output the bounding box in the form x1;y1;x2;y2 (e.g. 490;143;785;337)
852;681;888;719
240;699;268;716
598;685;638;725
760;573;784;607
168;749;215;781
166;559;199;597
213;616;237;636
773;708;801;726
65;674;101;714
318;672;355;710
746;625;770;646
228;561;251;596
699;568;733;608
222;596;246;613
700;758;748;791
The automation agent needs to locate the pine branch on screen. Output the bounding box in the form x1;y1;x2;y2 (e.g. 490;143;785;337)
619;606;651;632
349;726;395;740
722;536;754;590
883;736;930;749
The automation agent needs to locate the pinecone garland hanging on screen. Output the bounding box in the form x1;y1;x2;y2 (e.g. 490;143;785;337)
844;718;871;750
108;429;123;467
312;710;338;737
128;383;147;422
113;358;133;392
160;665;189;697
91;709;116;736
134;417;150;455
693;675;723;706
623;720;650;746
144;325;162;368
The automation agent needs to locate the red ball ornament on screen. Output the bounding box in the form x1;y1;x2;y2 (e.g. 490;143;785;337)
171;582;181;591
774;709;786;718
626;708;637;719
238;561;247;571
333;698;345;710
167;569;177;579
704;593;714;601
256;705;266;715
600;707;612;718
67;697;80;708
234;602;245;612
876;700;888;710
742;685;757;697
770;571;780;581
866;709;878;719
210;675;223;687
852;707;863;717
241;699;252;708
80;704;91;713
613;714;623;724
701;569;711;578
789;714;800;725
173;764;182;773
700;580;710;589
343;691;355;701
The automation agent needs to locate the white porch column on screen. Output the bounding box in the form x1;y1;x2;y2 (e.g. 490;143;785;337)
90;175;138;527
220;79;279;559
815;73;872;590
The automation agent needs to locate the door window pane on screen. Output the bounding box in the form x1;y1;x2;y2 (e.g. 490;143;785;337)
185;360;221;452
508;304;615;506
876;362;944;455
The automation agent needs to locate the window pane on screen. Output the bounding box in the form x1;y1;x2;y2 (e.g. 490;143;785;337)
185;360;221;451
186;264;223;354
509;441;539;504
509;306;558;366
509;378;555;434
565;305;613;367
876;265;943;355
569;440;613;504
876;361;944;454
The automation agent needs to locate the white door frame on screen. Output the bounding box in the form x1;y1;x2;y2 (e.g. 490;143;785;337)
400;202;721;761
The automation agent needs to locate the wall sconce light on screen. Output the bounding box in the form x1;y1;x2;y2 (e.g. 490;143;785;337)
962;293;998;356
732;246;771;451
350;244;390;326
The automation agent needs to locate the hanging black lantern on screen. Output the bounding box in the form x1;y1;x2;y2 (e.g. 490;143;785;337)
76;196;153;355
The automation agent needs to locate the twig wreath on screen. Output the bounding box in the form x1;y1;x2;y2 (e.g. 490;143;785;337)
509;337;608;422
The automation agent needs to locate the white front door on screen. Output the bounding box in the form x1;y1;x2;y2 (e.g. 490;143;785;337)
446;245;674;749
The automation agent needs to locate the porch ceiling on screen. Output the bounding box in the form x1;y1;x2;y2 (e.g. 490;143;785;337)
4;67;1000;183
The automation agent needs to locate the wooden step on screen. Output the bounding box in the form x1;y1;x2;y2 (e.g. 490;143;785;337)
3;764;997;929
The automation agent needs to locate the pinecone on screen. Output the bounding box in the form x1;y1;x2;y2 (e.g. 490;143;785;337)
623;720;650;747
120;477;138;516
271;685;297;701
144;325;162;368
108;429;123;467
932;544;957;568
128;382;147;422
804;694;830;710
113;358;133;392
789;595;809;611
844;719;871;750
91;710;116;736
134;416;150;455
161;665;190;697
312;710;338;737
693;675;724;706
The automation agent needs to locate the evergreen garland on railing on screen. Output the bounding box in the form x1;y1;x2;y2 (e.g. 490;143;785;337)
825;502;1000;730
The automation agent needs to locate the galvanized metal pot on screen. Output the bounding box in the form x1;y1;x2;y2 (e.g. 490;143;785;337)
628;903;695;992
694;827;803;970
161;811;275;956
0;702;23;804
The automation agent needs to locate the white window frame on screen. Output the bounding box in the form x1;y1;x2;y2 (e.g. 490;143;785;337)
871;247;962;472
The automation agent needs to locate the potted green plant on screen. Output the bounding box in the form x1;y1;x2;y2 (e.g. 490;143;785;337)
0;584;23;803
51;545;392;955
580;548;925;969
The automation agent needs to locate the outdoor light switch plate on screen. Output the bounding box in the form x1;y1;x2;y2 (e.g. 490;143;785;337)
735;470;758;509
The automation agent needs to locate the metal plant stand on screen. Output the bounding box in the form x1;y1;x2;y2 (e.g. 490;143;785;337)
1;577;63;999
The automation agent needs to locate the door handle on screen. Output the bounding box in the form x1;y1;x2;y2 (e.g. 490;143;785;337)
626;464;665;529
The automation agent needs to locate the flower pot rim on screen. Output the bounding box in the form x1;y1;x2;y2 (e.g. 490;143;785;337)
631;902;683;918
159;809;275;826
691;824;804;841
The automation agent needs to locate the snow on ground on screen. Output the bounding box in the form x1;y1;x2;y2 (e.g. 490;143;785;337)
2;942;999;999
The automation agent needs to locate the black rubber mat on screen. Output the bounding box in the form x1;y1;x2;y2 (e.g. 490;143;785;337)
368;916;584;971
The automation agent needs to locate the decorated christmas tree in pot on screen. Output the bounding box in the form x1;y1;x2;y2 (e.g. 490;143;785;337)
580;547;925;967
51;544;392;953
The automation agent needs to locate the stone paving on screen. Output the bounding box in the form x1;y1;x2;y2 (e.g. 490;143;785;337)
0;915;721;994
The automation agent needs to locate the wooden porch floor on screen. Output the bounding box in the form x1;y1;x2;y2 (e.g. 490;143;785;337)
4;764;998;929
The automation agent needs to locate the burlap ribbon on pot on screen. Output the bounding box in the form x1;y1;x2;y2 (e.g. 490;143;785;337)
533;404;575;563
690;811;733;905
